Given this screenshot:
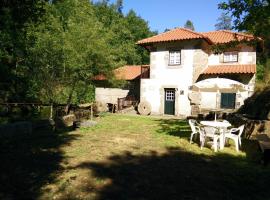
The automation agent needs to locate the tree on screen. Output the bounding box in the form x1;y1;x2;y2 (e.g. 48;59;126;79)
125;9;155;64
26;0;118;104
0;0;47;102
0;0;155;106
184;20;195;31
215;12;233;30
115;0;123;14
92;2;155;65
163;28;170;32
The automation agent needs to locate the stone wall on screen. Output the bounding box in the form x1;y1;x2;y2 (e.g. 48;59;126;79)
95;87;129;104
193;49;208;83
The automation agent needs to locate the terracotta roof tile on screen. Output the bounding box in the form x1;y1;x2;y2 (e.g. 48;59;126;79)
202;64;256;74
114;65;142;80
94;65;149;80
137;28;256;45
137;28;210;45
201;30;255;44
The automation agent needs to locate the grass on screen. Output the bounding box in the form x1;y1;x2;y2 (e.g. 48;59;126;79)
0;113;269;200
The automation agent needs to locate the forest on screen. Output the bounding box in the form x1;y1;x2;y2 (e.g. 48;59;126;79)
0;0;155;105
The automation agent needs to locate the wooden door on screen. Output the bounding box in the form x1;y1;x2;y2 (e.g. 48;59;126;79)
164;89;175;115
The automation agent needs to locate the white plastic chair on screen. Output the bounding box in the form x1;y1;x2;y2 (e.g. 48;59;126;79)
200;126;220;152
188;119;201;144
224;125;245;152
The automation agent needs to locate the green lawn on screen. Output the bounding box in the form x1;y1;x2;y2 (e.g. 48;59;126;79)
0;114;269;200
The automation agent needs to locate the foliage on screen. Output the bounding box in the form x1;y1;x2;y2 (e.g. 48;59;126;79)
26;0;118;104
92;2;155;65
0;0;47;102
163;28;171;32
215;12;233;30
0;0;154;105
184;20;195;31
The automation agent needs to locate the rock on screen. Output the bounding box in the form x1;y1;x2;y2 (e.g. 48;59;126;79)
78;103;92;108
56;114;76;127
77;120;97;128
93;101;108;113
191;105;200;115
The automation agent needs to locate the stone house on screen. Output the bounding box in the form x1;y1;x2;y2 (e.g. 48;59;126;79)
136;28;257;117
94;65;149;107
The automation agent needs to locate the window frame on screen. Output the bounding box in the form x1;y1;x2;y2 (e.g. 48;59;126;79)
223;52;238;63
168;50;181;66
220;93;236;109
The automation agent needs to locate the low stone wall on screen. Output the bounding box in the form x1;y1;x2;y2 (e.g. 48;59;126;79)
227;113;270;139
95;87;129;104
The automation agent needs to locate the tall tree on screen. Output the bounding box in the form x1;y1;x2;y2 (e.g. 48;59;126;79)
27;0;118;104
0;0;156;105
92;2;155;65
115;0;123;14
125;9;155;64
184;20;195;31
215;12;233;30
0;0;47;102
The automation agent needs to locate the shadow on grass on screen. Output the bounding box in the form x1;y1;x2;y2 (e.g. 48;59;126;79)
72;147;270;200
0;127;78;199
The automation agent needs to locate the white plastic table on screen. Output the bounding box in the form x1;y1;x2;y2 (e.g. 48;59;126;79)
200;121;232;150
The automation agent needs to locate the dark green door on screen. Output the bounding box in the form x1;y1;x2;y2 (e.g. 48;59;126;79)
164;89;175;115
221;93;236;109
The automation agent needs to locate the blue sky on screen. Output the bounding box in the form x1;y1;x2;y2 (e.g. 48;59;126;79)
115;0;226;33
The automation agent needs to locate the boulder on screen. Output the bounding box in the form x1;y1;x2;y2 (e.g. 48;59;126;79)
56;114;76;127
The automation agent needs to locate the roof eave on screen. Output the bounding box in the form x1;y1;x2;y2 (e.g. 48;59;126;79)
137;37;213;47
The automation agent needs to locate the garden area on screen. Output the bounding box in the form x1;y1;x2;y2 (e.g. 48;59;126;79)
1;114;269;200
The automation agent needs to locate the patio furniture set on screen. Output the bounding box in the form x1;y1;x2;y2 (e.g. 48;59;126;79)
189;119;245;152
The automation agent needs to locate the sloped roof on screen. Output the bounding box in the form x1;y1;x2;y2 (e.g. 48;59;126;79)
114;65;142;80
137;28;256;45
137;28;211;45
202;64;256;74
94;65;149;80
201;30;255;44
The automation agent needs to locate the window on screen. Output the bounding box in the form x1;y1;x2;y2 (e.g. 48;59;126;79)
221;93;236;109
223;52;238;63
169;51;181;65
165;90;175;101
